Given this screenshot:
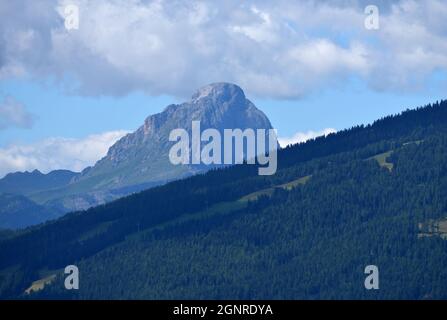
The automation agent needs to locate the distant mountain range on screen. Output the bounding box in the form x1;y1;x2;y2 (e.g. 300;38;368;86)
0;83;273;229
0;170;77;195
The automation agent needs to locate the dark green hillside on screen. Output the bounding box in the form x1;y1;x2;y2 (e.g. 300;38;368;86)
0;194;59;230
1;100;447;299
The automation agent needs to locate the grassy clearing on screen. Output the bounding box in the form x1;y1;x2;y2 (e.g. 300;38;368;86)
130;175;313;238
418;218;447;240
24;274;56;295
367;151;394;171
403;140;423;146
239;175;312;202
77;220;116;243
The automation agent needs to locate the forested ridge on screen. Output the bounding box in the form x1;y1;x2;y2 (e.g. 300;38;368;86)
1;100;447;299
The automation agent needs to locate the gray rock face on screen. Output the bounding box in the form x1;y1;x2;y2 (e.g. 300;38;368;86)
4;83;275;215
74;82;273;191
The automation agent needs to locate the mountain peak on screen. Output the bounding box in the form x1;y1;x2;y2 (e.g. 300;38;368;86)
191;82;245;103
51;82;273;212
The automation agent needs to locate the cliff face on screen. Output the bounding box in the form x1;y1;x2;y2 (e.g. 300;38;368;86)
46;83;274;211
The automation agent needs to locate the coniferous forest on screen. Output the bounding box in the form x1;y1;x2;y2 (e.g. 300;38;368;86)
1;101;447;299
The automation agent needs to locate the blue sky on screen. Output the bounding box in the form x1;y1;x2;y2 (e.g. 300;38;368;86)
0;80;173;146
0;0;446;177
1;76;445;146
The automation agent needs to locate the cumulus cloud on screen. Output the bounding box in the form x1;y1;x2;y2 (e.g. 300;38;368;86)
0;130;129;178
0;95;35;130
0;0;446;98
278;128;337;148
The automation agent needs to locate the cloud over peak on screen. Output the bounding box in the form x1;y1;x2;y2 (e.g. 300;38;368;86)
0;0;446;98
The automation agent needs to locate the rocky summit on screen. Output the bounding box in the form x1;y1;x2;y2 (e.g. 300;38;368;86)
74;82;273;191
1;83;274;216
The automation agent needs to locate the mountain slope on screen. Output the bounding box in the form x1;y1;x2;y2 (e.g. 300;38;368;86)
36;137;447;299
0;100;447;299
0;193;59;229
82;82;272;188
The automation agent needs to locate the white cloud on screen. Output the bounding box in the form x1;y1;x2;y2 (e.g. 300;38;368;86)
278;128;337;148
231;6;278;44
0;95;35;130
0;130;129;178
0;0;446;98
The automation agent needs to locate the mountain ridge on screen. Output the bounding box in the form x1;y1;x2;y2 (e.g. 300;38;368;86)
0;169;78;195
